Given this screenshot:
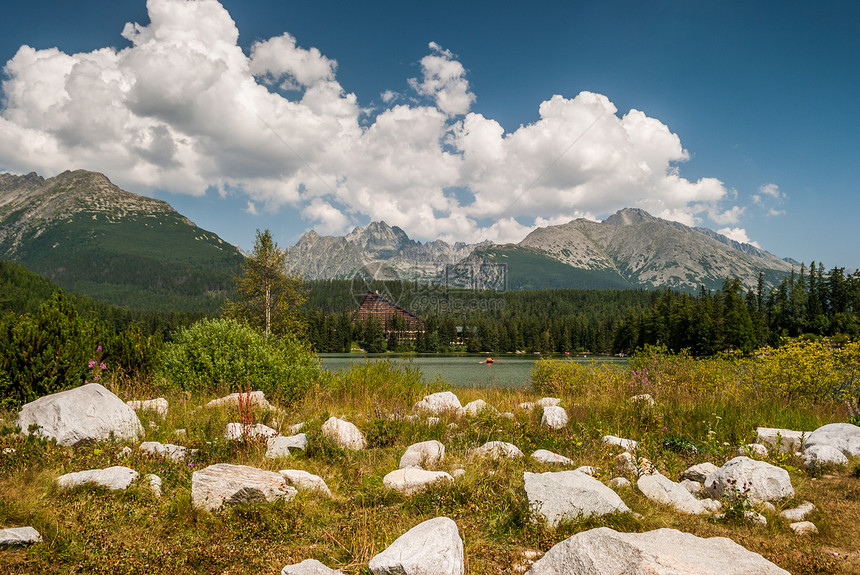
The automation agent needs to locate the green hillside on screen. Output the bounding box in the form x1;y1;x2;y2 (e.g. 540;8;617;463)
475;245;635;290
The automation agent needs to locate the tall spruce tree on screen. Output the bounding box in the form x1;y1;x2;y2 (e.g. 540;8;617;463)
223;229;307;338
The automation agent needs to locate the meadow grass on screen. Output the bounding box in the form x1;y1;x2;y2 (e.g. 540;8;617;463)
0;357;858;574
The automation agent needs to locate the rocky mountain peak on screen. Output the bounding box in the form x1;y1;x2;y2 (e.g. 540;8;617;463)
604;207;659;226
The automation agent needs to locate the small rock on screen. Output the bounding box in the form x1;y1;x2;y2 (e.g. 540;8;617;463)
680;478;705;496
204;391;274;411
144;474;162;498
457;399;497;417
382;468;454;495
536;397;561;407
744;511;767;526
225;422;278;441
500;412;515;420
0;526;42;547
518;402;536;411
426;417;441;426
126;398;169;418
399;440;445;469
614;452;654;477
681;462;719;483
279;469;333;497
288;422;306;434
737;443;769;458
637;473;711;515
789;521;819;535
451;468;466;479
628;394;656;407
803;444;849;468
780;501;815;522
531;449;573;465
57;466;139;491
281;559;344;574
140;441;187;462
414;391;462;415
761;502;776;513
609;477;631;490
574;466;600;477
541;406;568;430
174;428;187;438
473;441;524;459
321;417;366;451
602;435;638;452
756;427;806;453
266;434;309;459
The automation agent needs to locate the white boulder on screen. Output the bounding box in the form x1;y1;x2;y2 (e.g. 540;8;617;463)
204;391;274;411
140;441;187;462
281;559;344;574
602;435;638;452
681;462;719;483
457;399;497;417
321;417;366;451
738;443;769;458
0;526;42;547
803;423;860;457
473;441;524;459
414;391;462;415
524;527;790;575
279;469;333;497
191;463;297;512
780;501;815;522
536;397;562;407
636;473;711;515
225;422;279;441
802;444;849;467
57;466;138;491
524;470;631;528
789;521;819;536
126;398;169;418
383;468;454;495
756;427;806;453
541;406;569;430
399;440;445;469
266;434;308;459
17;383;143;446
144;474;162;498
704;457;794;505
368;516;464;575
532;449;573;465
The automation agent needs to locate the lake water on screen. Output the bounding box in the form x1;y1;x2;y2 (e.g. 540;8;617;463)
318;353;627;389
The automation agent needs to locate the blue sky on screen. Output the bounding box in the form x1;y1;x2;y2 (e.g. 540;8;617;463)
1;0;858;269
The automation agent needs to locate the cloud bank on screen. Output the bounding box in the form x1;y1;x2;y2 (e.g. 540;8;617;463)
0;0;757;244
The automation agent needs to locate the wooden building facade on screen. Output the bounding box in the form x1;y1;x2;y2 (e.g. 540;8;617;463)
353;291;424;341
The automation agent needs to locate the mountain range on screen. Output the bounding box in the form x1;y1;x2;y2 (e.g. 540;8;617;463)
290;209;795;292
1;169;798;312
0;170;243;312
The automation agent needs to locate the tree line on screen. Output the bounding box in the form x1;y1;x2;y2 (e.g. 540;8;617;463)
304;264;860;355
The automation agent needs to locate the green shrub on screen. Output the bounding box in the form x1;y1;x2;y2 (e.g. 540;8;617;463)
0;292;96;406
155;318;322;404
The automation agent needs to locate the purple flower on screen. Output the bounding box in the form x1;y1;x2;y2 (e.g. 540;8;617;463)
88;360;97;369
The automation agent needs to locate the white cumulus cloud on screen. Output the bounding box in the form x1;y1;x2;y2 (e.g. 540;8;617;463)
0;0;750;245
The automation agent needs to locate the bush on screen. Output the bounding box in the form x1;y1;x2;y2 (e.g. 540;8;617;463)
754;339;860;403
155;318;322;404
0;292;96;406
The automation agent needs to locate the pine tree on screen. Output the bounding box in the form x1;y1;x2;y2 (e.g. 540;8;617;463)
223;229;307;338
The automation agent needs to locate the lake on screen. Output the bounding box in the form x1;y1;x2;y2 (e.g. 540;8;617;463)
318;353;627;388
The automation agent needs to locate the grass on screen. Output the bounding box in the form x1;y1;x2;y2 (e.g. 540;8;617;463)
1;358;859;575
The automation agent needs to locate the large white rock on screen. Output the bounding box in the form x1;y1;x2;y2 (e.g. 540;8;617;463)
532;449;574;465
321;417;366;451
225;422;279;441
473;441;524;459
802;444;849;467
281;559;344;574
279;469;333;497
636;473;710;515
0;526;42;546
57;466;139;491
602;435;638;452
414;391;462;415
140;441;187;462
803;423;860;457
191;463;297;512
368;516;464;575
383;468;454;495
399;440;446;469
16;383;143;446
704;457;794;505
541;406;569;430
756;427;806;453
524;471;631;528
525;527;790;575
